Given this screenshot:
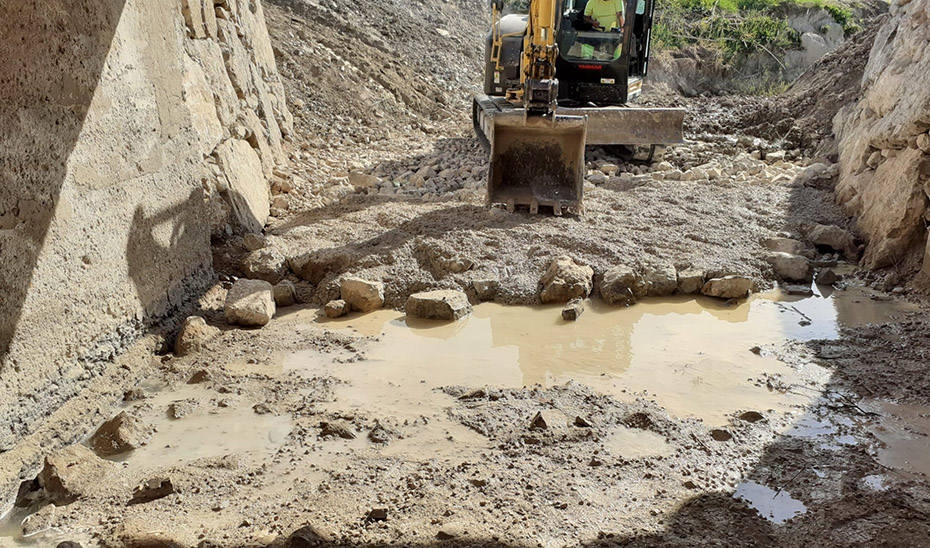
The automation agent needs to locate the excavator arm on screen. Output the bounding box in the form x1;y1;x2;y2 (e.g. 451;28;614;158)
487;0;587;214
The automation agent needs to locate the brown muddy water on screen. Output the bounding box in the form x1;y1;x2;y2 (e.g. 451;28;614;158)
0;284;923;540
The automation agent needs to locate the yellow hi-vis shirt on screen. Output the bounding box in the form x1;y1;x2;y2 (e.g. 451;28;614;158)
584;0;624;30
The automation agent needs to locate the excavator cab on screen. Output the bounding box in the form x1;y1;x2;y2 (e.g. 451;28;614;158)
474;0;682;213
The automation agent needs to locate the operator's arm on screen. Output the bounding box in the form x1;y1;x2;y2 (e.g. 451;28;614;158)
615;0;626;28
583;3;603;29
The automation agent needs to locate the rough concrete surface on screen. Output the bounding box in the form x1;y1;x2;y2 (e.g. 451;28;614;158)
0;0;290;506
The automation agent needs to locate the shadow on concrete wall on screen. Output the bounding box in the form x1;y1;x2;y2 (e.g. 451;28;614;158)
0;0;128;370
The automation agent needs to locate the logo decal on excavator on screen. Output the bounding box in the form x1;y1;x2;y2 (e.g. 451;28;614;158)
578;64;603;70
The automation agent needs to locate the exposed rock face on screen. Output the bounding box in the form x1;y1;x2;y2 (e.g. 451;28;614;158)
804;223;858;259
701;276;756;299
0;0;291;502
341;278;385;313
225;279;276;326
89;412;151;457
175;316;221;357
643;265;678;296
834;0;930;275
676;268;705;295
601;265;647;306
406;290;472;321
39;445;116;505
539;257;594;304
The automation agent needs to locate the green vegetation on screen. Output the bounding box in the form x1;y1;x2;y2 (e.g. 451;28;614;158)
653;0;862;59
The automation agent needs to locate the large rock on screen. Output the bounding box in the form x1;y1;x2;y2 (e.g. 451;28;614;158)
39;445;115;505
643;264;678;296
539;257;593;304
341;277;385;312
225;279;276;326
804;224;858;259
89;411;151;457
762;237;815;259
701;276;755;299
766;252;813;282
175;316;220;357
600;265;647;306
241;248;288;284
834;0;930;270
290;248;358;284
406;290;472;321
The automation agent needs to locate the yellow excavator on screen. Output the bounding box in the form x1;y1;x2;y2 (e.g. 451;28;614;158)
473;0;685;214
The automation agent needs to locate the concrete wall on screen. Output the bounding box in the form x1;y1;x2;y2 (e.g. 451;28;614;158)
0;0;291;471
834;0;930;279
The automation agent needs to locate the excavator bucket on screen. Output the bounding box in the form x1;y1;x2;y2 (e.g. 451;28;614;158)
488;113;587;213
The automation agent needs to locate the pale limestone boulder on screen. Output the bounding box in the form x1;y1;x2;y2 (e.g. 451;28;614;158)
241;248;288;284
225;279;275;326
766;252;814;282
763;237;815;259
175;316;220;357
701;276;756;299
600;265;646;306
676;268;705;295
406;290;472;321
341;277;384;312
643;264;678;296
539;256;593;304
39;445;116;504
325;299;349;318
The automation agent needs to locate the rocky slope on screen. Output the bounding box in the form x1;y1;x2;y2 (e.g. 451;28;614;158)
833;0;930;284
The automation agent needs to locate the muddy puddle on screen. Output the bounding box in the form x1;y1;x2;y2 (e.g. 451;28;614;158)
292;285;915;427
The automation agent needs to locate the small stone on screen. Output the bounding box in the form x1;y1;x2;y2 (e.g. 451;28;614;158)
128;477;175;505
815;269;838;285
739;411;765;422
600;163;620;175
676;268;704;295
366;508;388;521
539;256;594;304
574;416;593;428
783;284;814;296
766;252;813;282
601;265;646;306
273;280;298;307
472;279;499;302
701;276;755;299
56;543;83;548
437;523;465;540
341;277;384;312
368;425;395;444
225;279;276;327
349;171;380;189
587;172;608;185
253;403;273;415
320;420;356;439
765;150;786;163
710;429;733;442
324;299;349;318
242;233;265;252
175;316;220;357
241;248;288;284
561;298;585;321
187;370;211;384
530;410;570;430
917;133;930;153
168;399;198;419
406;290;472;321
89;411;151;457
